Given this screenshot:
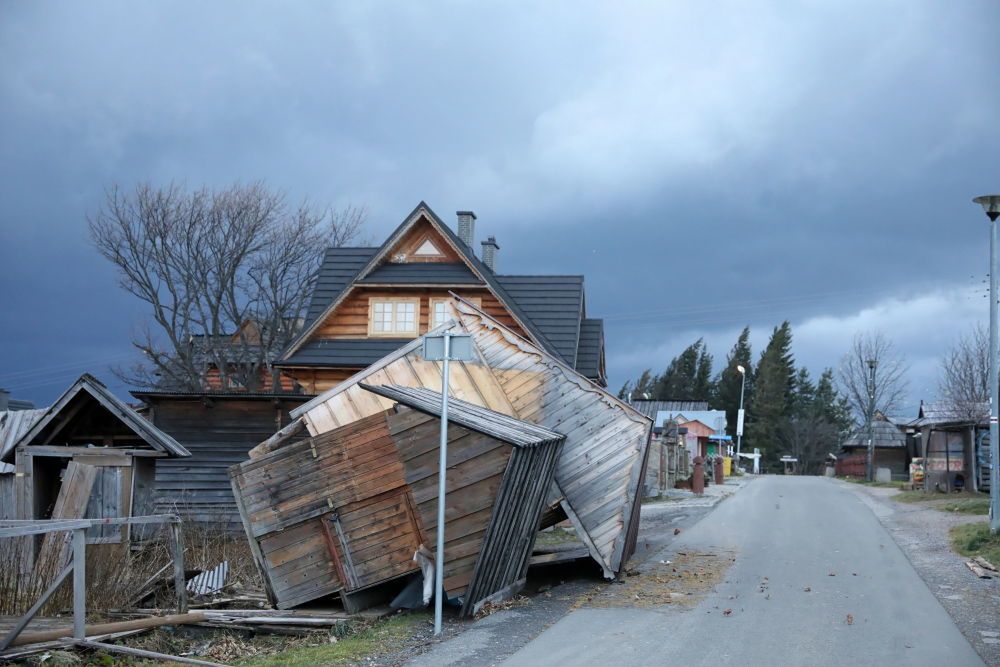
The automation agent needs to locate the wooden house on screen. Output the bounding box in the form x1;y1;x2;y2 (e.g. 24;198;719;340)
130;390;308;529
907;403;989;492
835;415;910;480
252;297;651;580
274;202;607;393
230;384;564;614
0;374;190;544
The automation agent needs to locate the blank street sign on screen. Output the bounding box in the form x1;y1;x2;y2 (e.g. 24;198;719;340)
423;334;475;362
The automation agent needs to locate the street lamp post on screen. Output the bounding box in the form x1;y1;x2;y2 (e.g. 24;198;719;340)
973;194;1000;533
736;365;746;468
866;359;877;482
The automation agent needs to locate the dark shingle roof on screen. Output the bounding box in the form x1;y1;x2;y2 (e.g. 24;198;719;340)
842;419;907;448
281;339;411;367
306;247;378;323
361;384;565;448
496;275;583;367
575;318;604;381
628;400;711;418
358;263;482;285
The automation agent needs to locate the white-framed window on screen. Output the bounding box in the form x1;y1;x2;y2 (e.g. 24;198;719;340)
368;298;419;336
429;297;481;328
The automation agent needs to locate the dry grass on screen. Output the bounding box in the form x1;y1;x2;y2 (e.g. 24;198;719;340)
0;518;261;619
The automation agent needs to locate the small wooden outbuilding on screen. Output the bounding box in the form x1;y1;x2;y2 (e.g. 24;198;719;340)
230;384;564;614
0;374;190;546
252;297;652;579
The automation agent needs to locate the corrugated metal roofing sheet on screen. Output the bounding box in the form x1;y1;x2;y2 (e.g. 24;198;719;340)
0;408;47;465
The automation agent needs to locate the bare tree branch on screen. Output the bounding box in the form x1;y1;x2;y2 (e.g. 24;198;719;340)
837;332;909;424
937;322;990;420
89;182;367;391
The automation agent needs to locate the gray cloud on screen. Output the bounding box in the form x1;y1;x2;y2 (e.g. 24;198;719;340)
1;1;997;409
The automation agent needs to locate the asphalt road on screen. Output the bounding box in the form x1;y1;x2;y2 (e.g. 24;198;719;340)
504;476;984;666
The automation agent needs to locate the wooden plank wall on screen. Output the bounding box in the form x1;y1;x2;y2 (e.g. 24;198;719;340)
295;329;518;438
0;474;15;520
149;397;307;528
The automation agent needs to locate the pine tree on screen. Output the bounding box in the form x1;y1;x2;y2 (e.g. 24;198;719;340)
715;327;753;440
748;321;796;470
654;339;714;401
814;368;853;438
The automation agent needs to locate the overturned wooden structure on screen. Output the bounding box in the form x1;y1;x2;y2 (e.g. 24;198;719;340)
250;297;652;579
231;384;564;614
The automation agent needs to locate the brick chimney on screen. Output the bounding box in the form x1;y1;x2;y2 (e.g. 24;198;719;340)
456;211;476;248
481;236;499;272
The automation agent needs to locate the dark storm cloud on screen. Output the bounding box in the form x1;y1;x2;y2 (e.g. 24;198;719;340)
1;1;998;411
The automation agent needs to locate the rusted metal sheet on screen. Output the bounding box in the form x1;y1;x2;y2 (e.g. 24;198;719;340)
257;297;652;578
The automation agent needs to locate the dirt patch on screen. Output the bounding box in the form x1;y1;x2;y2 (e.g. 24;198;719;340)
574;551;736;609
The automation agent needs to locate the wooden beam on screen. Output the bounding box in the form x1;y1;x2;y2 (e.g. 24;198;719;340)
65;640;229;667
9;613;207;647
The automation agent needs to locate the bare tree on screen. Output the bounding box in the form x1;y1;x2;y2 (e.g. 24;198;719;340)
779;413;840;475
89;182;367;391
837;332;908;425
938;322;990;420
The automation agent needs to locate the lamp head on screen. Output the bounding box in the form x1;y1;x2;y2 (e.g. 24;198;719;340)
737;365;745;375
973;195;1000;222
866;359;877;370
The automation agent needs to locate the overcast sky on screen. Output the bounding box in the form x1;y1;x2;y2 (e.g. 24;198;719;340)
1;1;998;416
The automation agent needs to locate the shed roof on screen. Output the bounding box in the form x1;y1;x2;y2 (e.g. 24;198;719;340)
628;400;710;418
3;374;190;462
361;384;565;448
842;418;907;448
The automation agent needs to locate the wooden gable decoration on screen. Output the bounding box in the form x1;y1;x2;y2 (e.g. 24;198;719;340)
254;297;651;578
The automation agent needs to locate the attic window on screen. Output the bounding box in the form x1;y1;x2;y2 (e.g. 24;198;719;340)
430;297;481;328
369;298;419;336
413;238;443;257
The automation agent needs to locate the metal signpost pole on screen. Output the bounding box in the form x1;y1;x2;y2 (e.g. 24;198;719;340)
866;360;876;482
736;365;746;465
434;332;451;635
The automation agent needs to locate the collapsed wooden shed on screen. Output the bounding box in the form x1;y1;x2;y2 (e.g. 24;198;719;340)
230;384;564;614
250;297;652;579
0;374;190;547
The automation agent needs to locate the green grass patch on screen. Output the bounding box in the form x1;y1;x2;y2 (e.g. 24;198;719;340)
939;498;991;515
892;490;944;503
238;613;427;667
950;522;1000;567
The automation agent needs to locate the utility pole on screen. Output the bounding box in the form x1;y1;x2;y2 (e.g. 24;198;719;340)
866;359;877;482
736;365;746;467
973;195;1000;533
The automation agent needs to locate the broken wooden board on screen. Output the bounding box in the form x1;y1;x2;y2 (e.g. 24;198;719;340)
34;462;98;577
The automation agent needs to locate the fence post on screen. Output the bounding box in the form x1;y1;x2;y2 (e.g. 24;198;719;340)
72;528;86;640
169;521;188;614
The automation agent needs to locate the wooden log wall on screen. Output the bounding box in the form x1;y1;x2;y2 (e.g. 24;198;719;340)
147;397;307;528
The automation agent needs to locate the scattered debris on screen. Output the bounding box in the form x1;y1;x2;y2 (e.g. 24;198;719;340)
187;562;229;597
804;587;811;592
846;614;854;625
722;608;732;616
965;561;994;579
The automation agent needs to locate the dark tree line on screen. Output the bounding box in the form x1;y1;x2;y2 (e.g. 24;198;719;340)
618;322;852;473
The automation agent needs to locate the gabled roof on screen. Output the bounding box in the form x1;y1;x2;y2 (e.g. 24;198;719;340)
842;418;907;448
664;410;727;431
2;374;190;462
305;247;378;323
282;339;412;368
361;384;565;448
284;202;563;363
